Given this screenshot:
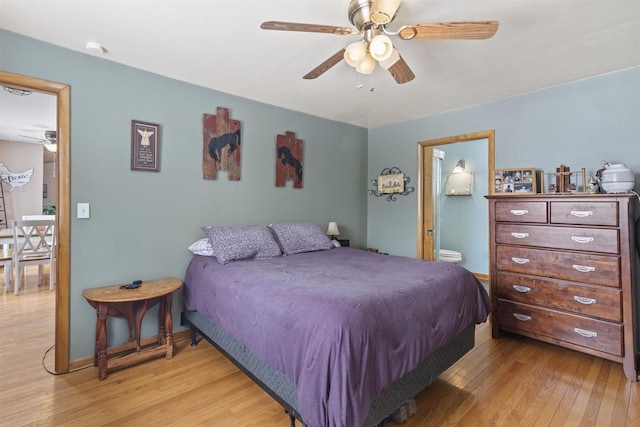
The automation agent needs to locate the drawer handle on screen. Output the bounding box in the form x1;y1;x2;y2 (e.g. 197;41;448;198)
570;210;593;218
513;313;532;322
572;264;595;273
573;296;597;305
511;232;529;239
512;257;530;264
510;209;528;216
571;236;594;244
513;285;531;293
574;328;597;338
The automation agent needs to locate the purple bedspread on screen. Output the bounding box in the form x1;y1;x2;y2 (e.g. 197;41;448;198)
184;248;491;427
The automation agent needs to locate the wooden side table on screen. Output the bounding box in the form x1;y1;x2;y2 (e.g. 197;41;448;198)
82;277;182;380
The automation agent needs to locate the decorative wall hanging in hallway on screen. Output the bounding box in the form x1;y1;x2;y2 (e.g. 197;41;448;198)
275;131;303;189
0;162;33;191
203;107;241;180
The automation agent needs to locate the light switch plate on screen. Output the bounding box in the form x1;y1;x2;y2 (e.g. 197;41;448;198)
77;203;90;219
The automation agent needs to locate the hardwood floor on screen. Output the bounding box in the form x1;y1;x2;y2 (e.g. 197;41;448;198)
1;270;640;426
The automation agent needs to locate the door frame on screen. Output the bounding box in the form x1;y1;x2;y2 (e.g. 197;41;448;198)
0;71;70;373
417;130;495;264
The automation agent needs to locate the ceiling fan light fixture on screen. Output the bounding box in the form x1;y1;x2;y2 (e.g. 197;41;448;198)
355;53;376;74
44;143;57;153
369;34;394;61
370;0;402;25
344;41;368;67
2;86;32;96
379;47;400;69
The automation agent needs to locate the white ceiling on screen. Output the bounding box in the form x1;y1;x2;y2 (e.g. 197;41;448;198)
0;0;639;136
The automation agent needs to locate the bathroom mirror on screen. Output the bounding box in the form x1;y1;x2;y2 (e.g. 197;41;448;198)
417;130;495;282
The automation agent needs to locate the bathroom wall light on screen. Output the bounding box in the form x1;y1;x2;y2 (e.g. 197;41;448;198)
453;159;465;173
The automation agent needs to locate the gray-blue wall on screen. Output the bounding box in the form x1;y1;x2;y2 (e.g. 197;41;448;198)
368;66;640;257
1;30;368;360
3;27;639;362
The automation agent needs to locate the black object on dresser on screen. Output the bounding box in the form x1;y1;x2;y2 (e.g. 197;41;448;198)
486;194;639;381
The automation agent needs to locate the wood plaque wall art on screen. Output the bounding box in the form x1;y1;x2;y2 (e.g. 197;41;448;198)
203;107;241;180
275;131;303;188
131;120;160;172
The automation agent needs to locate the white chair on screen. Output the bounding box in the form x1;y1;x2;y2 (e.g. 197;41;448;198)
22;215;55;221
12;219;55;296
0;244;12;290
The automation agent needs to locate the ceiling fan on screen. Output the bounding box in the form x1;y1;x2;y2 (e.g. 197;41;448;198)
19;130;57;152
261;0;498;84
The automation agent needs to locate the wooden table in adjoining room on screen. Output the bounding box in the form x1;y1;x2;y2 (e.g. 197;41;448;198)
82;277;183;380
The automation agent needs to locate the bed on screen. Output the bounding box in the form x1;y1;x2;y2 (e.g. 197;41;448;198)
182;224;491;427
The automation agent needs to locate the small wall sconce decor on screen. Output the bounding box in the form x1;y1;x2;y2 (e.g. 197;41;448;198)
368;167;415;201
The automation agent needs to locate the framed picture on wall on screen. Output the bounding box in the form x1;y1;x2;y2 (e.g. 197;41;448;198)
491;168;537;194
378;173;405;194
131;120;160;172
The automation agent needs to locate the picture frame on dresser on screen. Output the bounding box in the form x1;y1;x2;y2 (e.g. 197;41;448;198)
491;168;537;195
542;168;587;194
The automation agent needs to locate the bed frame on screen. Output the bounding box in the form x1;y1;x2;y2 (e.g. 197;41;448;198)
182;309;476;427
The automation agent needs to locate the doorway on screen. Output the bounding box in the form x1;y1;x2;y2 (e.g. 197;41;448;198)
417;130;495;281
0;71;70;373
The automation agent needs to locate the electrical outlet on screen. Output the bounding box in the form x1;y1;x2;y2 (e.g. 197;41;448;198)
77;203;90;219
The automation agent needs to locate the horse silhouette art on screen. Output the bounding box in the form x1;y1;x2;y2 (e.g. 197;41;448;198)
208;129;241;162
277;146;303;183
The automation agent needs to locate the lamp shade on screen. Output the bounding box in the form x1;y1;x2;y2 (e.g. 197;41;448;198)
370;0;402;25
344;41;368;67
369;34;394;61
327;222;340;237
44;143;57;152
356;53;376;74
379;47;400;69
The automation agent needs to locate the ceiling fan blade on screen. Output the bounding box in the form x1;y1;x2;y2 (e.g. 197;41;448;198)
19;135;46;142
399;21;499;40
386;55;415;84
261;21;354;35
303;48;346;80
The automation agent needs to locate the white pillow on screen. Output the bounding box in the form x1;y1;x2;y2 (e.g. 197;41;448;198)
188;238;214;256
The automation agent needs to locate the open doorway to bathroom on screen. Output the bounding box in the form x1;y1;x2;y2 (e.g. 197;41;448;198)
417;130;494;283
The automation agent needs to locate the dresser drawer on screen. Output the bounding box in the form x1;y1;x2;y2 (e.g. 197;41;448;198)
550;201;619;226
496;245;620;287
496;272;622;321
496;300;622;356
495;201;547;223
495;224;619;254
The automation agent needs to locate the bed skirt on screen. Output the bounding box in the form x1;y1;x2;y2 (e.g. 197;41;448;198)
182;309;475;426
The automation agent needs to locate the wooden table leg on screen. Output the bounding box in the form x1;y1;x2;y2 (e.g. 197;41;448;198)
134;300;149;352
97;302;108;380
165;293;174;359
158;299;166;345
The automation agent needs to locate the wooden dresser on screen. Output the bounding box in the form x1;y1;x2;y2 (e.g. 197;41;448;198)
486;194;639;381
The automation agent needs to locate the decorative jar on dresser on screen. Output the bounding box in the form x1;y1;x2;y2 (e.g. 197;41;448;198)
486;193;639;381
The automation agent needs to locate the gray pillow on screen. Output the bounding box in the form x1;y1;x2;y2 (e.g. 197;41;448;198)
201;225;282;264
269;223;334;255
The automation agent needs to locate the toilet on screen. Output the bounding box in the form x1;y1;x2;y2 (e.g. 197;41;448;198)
439;249;462;264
